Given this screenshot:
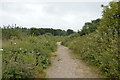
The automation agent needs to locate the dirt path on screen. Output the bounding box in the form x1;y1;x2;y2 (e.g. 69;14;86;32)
46;42;100;78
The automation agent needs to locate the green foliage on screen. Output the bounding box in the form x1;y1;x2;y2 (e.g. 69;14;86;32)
30;28;67;36
61;33;79;46
78;19;100;36
2;24;66;78
2;35;57;78
67;29;74;35
2;27;25;40
2;25;71;40
62;2;120;79
62;31;119;78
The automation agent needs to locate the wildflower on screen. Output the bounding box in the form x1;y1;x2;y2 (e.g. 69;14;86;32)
0;49;3;51
14;43;16;44
19;48;21;50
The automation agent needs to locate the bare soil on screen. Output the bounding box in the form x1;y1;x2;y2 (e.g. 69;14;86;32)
46;42;101;78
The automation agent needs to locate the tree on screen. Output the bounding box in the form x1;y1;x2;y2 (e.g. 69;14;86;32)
98;2;120;37
67;29;74;35
79;18;100;36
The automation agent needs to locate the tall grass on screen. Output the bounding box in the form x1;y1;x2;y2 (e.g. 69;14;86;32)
62;2;119;79
2;34;57;78
62;30;119;79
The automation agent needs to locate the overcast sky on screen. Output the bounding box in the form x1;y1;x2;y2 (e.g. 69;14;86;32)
0;0;110;31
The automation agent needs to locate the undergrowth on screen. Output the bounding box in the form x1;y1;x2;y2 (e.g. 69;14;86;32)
2;34;57;78
62;2;120;79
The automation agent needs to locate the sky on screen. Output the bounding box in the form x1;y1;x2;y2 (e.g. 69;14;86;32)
0;0;110;31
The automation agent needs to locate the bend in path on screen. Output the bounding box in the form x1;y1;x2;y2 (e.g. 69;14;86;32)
46;42;100;78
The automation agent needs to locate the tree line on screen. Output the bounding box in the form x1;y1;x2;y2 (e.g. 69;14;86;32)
1;15;102;40
78;18;101;36
1;25;74;40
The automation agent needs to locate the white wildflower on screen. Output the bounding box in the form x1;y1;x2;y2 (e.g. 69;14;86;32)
20;48;22;50
0;49;3;51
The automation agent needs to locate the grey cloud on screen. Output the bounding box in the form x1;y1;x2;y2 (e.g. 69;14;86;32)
0;2;109;31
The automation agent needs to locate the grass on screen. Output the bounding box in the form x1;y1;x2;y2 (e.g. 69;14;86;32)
62;32;119;79
2;34;58;78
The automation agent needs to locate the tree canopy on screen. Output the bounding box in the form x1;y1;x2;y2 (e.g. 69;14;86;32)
78;18;100;36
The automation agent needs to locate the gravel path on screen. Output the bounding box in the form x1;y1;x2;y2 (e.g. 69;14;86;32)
46;42;100;78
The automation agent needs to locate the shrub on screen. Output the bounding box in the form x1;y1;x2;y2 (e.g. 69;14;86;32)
2;35;57;78
62;2;120;79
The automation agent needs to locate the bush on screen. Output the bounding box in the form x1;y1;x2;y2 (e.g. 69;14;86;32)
62;31;119;78
62;2;120;79
2;35;57;78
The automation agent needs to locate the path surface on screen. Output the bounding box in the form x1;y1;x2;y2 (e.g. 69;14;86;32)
46;42;100;78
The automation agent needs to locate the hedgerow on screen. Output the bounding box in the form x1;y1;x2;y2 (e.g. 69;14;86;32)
62;2;120;79
2;35;57;78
